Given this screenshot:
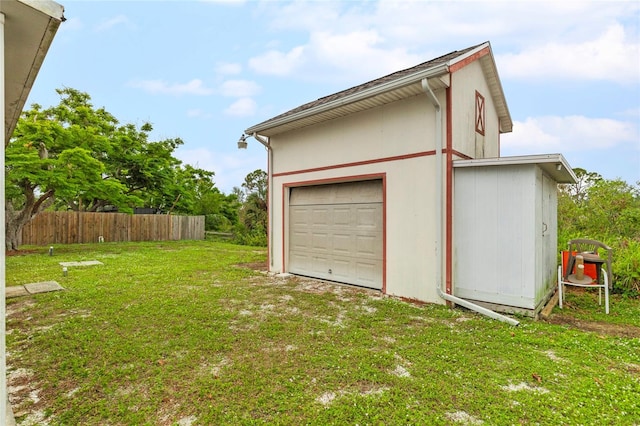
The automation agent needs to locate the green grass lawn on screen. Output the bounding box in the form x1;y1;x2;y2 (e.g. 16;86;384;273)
6;240;640;425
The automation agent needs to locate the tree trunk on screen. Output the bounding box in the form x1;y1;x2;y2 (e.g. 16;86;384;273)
5;201;26;251
5;189;54;251
5;216;23;251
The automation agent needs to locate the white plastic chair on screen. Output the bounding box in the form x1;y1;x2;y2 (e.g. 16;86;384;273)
557;239;611;314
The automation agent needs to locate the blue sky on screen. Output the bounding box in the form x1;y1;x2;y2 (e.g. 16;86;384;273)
26;0;640;192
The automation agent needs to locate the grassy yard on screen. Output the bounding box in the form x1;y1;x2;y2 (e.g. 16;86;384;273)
5;240;640;425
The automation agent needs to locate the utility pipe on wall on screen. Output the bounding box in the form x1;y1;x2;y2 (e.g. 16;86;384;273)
421;78;519;327
251;133;274;269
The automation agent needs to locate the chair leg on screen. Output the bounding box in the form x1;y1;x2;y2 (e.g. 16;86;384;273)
603;268;610;314
557;266;563;309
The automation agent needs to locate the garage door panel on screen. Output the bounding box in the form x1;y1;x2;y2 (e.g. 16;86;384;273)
290;207;311;226
310;256;330;275
332;233;352;254
311;232;330;251
289;180;383;290
311;208;330;226
332;207;352;227
355;261;381;287
290;232;311;251
355;206;379;228
331;258;352;280
289;252;310;271
356;234;379;257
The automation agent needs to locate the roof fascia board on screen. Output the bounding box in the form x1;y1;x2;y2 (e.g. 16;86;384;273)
246;63;449;134
453;154;577;183
447;42;490;72
19;0;64;18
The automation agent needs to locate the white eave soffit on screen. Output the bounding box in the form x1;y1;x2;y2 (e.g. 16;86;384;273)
2;0;65;143
246;66;451;137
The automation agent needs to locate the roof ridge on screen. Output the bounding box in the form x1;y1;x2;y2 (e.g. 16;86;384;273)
310;42;486;106
246;41;493;134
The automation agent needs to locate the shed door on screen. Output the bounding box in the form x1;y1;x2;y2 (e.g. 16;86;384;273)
289;180;383;289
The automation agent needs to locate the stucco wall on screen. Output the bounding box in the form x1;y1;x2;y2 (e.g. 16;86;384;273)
271;94;438;174
269;92;447;304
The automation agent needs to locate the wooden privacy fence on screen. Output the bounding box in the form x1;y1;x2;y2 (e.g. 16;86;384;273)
21;212;205;245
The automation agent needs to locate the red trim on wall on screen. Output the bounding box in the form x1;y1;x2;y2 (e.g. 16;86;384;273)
448;46;490;73
451;149;472;160
284;173;386;188
381;175;387;294
281;173;387;293
273;150;436;178
281;185;286;273
445;86;453;295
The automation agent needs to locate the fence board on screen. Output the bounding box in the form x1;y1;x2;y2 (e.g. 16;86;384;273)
21;212;205;245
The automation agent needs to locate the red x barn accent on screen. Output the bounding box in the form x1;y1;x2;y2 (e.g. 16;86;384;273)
475;91;485;136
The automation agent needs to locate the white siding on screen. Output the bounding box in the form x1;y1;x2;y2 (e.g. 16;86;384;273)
450;60;500;159
454;165;536;308
453;164;558;311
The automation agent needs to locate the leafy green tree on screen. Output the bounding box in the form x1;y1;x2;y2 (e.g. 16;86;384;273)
5;88;220;250
5;93;136;250
240;169;267;231
162;164;240;231
234;169;268;246
558;170;640;295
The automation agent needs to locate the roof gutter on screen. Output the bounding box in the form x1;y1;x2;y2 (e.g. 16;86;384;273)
421;77;519;327
246;64;450;135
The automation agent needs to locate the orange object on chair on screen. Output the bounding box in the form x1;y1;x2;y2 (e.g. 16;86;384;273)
562;251;598;280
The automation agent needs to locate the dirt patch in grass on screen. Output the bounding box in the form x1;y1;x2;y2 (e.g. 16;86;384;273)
236;261;268;271
544;315;640;338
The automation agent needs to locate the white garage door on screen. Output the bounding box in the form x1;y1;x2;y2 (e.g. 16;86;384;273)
289;180;383;289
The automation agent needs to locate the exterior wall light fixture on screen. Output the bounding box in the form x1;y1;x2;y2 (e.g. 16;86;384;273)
237;134;248;149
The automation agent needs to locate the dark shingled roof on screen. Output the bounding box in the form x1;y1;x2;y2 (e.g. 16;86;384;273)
248;42;485;131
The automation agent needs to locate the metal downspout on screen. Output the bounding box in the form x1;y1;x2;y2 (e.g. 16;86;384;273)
1;12;6;423
252;133;274;269
421;78;519;327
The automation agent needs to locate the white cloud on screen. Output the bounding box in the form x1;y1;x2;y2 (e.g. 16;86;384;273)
249;46;306;76
247;1;639;85
129;79;214;96
186;109;213;119
224;98;257;116
310;30;421;78
248;29;420;83
175;147;265;193
498;24;640;83
95;15;132;32
501;115;639;154
215;62;242;75
219;80;262;97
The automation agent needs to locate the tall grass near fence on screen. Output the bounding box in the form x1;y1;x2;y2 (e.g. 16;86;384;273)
20;211;204;245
